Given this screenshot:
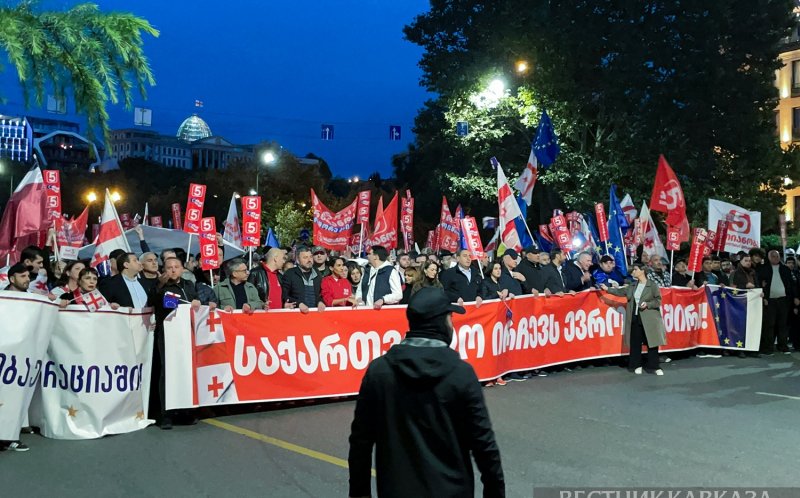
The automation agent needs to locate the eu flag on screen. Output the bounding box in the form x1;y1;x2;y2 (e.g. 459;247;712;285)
532;110;560;168
265;227;280;248
608;185;628;275
705;287;748;349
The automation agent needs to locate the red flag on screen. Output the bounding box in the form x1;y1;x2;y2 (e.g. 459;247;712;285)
184;183;207;234
311;189;357;251
687;228;707;273
369;193;398;250
42;169;61;225
460;216;485;260
649;155;689;241
56;206;89;249
551;215;571;253
400;190;414;251
426;230;434;250
0;167;47;259
241;196;262;248
199;217;220;270
666;226;681;251
356;190;371;225
437;197;459;253
171;203;182;230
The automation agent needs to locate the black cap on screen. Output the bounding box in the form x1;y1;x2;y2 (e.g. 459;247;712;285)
406;287;465;321
522;245;538;254
502;248;518;260
439;249;453;257
7;263;29;278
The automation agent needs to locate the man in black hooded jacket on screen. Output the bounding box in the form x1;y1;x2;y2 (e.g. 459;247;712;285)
348;287;505;498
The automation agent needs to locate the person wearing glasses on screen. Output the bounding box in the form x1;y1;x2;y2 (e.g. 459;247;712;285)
599;261;667;376
215;258;264;312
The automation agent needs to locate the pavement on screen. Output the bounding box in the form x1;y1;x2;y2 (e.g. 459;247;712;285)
2;353;799;497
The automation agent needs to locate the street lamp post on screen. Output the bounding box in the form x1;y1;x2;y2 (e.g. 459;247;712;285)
256;150;276;196
0;160;12;197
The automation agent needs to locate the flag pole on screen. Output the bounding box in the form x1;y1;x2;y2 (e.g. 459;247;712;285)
670;250;674;278
185;234;193;264
209;268;213;287
248;247;253;269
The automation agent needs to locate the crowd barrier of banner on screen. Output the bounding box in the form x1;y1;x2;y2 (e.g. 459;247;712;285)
165;285;763;410
0;294;154;440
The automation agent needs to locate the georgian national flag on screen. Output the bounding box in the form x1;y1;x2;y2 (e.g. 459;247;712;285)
492;157;523;253
620;194;637;225
91;190;131;268
639;201;668;261
514;149;538;206
196;363;238;405
0;265;8;290
193;305;226;346
75;289;108;312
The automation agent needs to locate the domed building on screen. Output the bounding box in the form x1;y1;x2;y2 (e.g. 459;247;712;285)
109;113;254;170
176;114;212;142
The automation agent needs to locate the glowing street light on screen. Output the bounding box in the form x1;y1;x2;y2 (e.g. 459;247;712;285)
470;78;508;109
516;60;529;74
110;191;121;203
248;189;257;196
85;191;98;203
256;150;277;195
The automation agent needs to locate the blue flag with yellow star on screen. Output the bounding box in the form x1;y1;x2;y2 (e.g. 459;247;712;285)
705;286;749;350
532;110;560;168
608;185;628;275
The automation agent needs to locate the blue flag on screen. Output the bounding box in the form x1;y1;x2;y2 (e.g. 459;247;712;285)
265;227;280;248
705;287;748;350
455;205;467;250
608;185;628;275
163;291;180;309
514;195;534;249
532;110;560;168
584;212;603;260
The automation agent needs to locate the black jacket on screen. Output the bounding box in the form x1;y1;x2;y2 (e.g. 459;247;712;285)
671;271;693;287
99;274;148;308
540;263;567;293
562;261;592;292
348;342;504;498
248;264;269;301
148;277;199;325
440;265;483;302
281;266;322;306
516;260;544;293
757;263;796;300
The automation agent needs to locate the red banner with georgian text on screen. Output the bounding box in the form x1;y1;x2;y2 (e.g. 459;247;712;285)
199;217;220;270
167;287;751;409
43;170;61;225
241;196;262;247
184;183;207;234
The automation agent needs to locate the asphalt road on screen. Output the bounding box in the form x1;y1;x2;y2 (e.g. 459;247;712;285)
2;354;799;497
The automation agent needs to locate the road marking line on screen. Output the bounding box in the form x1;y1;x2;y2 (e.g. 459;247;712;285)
756;392;800;401
203;418;375;476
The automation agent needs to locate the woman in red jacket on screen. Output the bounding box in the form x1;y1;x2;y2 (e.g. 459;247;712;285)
321;257;357;307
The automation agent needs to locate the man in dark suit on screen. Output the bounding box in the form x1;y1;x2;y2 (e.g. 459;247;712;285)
439;249;484;306
540;250;574;295
99;252;149;309
282;246;324;312
562;251;594;292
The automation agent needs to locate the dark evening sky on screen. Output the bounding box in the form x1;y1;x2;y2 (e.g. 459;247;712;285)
1;0;433;177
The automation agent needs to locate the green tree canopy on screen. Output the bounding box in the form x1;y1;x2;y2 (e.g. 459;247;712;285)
398;0;798;232
0;2;158;142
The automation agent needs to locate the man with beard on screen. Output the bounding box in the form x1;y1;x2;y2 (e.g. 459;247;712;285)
517;246;545;293
348;287;504;498
312;246;331;277
282;246;324;312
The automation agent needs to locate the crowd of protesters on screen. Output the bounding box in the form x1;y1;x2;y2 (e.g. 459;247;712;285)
2;232;798;451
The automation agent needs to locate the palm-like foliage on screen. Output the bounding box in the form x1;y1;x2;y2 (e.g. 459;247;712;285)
0;2;159;142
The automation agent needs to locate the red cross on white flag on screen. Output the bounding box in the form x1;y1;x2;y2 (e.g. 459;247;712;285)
91;189;131;268
192;305;226;346
195;363;238;405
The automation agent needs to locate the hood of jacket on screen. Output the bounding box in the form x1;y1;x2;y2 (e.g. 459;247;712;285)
383;341;461;385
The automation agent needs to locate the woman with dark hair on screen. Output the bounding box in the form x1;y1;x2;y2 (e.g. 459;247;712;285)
51;260;86;296
348;265;363;296
58;267;106;309
321;257;357;307
480;261;518;300
411;260;442;295
600;261;667;375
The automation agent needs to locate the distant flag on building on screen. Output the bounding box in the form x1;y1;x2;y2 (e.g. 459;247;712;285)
532;110;560;168
194;100;204;108
492;157;524;253
91;189;131;270
514;148;538;205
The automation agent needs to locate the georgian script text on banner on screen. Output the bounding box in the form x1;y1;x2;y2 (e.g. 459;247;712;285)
311;189;357;251
164;287;762;409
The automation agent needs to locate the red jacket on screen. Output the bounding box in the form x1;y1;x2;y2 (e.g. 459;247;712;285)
320;275;352;306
